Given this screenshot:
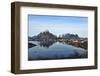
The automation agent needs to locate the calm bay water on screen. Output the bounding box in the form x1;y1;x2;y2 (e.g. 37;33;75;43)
28;42;87;60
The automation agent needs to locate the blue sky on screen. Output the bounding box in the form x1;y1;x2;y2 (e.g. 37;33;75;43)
28;15;88;37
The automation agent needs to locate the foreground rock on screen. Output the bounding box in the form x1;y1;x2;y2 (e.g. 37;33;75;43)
28;43;36;48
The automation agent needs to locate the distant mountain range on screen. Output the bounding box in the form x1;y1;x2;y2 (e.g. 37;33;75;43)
29;30;81;41
60;33;79;39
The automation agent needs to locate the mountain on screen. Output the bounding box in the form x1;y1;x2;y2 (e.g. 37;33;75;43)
28;36;33;41
32;30;57;41
61;33;80;39
29;31;80;41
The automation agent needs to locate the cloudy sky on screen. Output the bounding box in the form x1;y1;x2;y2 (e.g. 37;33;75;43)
28;15;88;37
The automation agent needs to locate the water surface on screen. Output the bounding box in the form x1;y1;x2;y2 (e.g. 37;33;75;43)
28;41;87;60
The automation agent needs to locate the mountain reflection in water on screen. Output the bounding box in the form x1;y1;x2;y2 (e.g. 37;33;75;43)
28;41;87;60
39;41;56;48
